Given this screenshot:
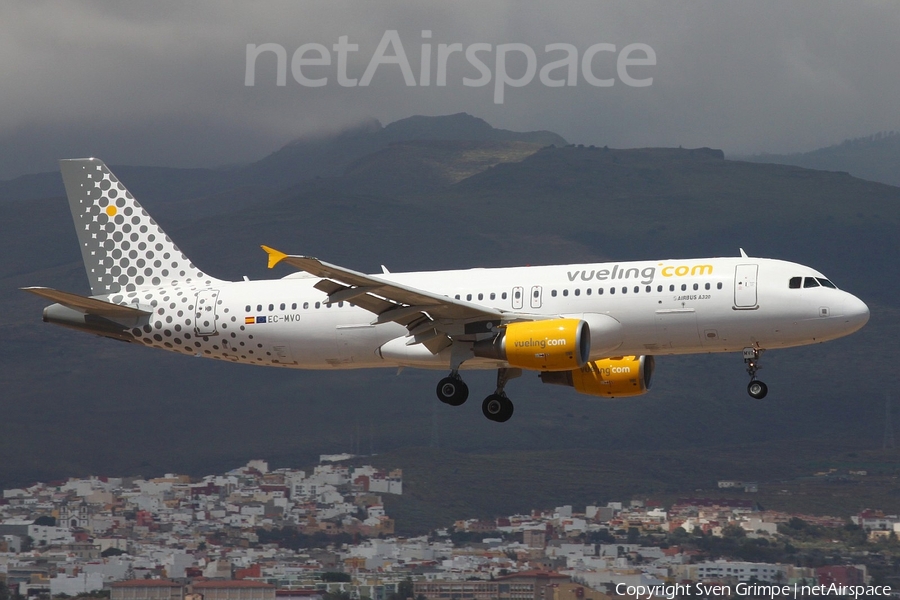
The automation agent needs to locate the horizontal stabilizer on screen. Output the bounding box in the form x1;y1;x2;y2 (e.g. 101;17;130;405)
21;287;151;318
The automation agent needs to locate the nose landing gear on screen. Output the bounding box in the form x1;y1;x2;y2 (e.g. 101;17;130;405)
743;347;768;399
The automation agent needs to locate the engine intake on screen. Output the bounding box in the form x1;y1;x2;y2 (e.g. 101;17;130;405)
540;355;654;398
473;318;590;371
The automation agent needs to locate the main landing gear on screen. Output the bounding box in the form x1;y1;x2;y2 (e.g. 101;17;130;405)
743;347;768;399
435;367;521;422
436;372;468;406
481;368;521;423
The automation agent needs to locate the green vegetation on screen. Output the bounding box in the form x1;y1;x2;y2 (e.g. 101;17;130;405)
255;527;359;550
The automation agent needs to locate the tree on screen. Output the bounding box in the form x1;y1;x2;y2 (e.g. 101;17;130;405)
0;579;10;600
626;527;640;544
388;578;414;600
101;547;126;558
722;524;746;539
33;516;56;527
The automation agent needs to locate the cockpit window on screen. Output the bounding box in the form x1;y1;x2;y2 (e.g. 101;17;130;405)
803;277;820;288
789;277;801;289
816;278;837;289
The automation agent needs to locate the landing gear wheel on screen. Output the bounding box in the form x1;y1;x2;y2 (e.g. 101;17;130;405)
482;394;514;422
742;347;768;399
747;380;768;400
436;376;468;406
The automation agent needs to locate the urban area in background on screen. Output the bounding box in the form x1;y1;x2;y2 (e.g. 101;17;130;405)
2;457;900;600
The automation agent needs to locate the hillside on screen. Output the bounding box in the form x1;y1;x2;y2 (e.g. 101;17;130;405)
2;115;899;525
739;131;900;188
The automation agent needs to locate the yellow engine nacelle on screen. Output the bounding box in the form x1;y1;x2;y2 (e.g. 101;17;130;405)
473;319;590;371
539;355;655;398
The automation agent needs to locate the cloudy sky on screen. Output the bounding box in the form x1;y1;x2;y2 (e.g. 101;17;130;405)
2;1;898;179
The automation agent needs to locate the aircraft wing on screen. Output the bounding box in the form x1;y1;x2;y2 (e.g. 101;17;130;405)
262;246;506;348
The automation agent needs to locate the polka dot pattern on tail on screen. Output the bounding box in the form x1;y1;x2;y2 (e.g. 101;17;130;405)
59;158;218;295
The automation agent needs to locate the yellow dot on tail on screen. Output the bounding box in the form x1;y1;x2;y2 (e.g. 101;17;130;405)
105;205;117;217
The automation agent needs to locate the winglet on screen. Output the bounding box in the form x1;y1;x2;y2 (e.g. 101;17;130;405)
261;245;288;269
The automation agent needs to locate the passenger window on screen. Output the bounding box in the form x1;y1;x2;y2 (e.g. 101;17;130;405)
803;277;820;288
681;284;687;291
657;285;662;292
490;292;496;300
280;303;286;310
717;282;723;290
586;288;592;296
467;294;472;301
292;303;297;310
303;302;309;309
268;304;274;311
789;277;801;289
669;285;675;292
257;304;262;312
339;302;344;307
533;290;540;298
563;289;569;297
646;286;651;293
817;278;837;289
514;290;521;299
622;287;627;294
704;283;710;290
315;302;321;309
610;287;615;295
245;305;251;313
575;289;580;296
598;288;604;295
551;290;558;297
693;283;698;291
477;293;483;301
455;294;460;300
502;292;508;300
634;286;639;293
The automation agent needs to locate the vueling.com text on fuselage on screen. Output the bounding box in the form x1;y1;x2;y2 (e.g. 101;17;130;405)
566;263;714;285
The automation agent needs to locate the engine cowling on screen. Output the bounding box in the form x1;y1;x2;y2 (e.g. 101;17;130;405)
539;355;655;398
473;318;590;371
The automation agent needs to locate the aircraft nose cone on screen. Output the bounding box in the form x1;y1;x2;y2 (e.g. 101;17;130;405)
842;293;869;332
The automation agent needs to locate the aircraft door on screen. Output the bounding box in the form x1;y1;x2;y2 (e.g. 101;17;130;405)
512;286;524;309
530;285;543;309
734;264;759;309
194;289;220;336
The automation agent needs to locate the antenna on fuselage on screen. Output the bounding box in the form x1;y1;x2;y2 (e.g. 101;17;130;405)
739;248;749;258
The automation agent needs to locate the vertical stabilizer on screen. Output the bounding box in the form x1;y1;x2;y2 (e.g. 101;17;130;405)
59;158;219;295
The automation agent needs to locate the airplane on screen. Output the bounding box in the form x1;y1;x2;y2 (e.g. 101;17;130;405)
23;158;870;422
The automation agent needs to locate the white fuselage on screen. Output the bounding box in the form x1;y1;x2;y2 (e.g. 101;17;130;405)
106;256;869;370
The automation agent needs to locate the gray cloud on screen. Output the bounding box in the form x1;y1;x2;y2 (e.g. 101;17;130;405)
2;0;898;178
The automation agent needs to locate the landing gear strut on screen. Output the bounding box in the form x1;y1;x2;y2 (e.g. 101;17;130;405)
743;347;768;399
482;368;521;423
436;372;469;406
